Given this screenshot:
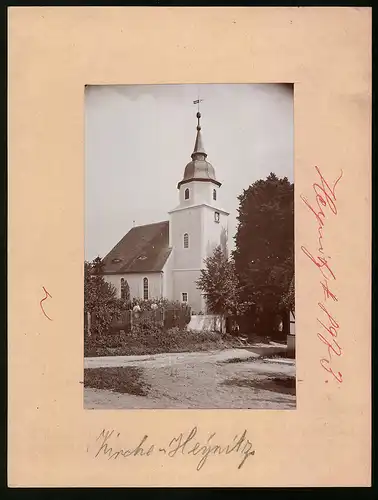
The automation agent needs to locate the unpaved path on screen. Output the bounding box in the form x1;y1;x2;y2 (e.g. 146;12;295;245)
84;344;287;369
84;345;295;410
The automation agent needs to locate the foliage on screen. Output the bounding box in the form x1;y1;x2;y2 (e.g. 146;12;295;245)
130;296;190;313
196;246;245;321
130;297;191;328
281;274;295;313
84;257;127;338
233;173;294;336
84;325;244;358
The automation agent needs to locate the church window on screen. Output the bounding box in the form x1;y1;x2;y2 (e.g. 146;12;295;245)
121;278;125;300
184;188;190;200
183;233;189;248
213;189;217;201
143;277;149;300
182;293;188;303
214;212;220;223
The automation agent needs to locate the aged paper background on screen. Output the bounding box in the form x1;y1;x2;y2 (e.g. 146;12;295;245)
8;7;371;487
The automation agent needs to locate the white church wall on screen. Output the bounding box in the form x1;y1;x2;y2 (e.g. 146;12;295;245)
172;269;204;314
202;206;229;259
103;272;163;301
169;206;203;270
179;181;214;206
162;251;174;301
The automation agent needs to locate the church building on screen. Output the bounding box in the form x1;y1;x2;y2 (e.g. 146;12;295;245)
101;111;230;314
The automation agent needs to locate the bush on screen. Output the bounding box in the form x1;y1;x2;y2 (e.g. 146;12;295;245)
84;259;127;339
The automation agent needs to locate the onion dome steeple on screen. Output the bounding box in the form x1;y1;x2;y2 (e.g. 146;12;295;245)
177;111;221;189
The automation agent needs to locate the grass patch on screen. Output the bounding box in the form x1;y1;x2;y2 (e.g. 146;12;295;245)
218;356;259;365
222;376;296;396
84;366;150;396
262;352;289;360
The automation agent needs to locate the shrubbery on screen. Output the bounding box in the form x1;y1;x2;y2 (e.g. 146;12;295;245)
131;298;191;330
84;324;239;358
84;258;127;339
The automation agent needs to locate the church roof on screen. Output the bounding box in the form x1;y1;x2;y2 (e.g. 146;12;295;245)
101;221;171;274
178;111;221;189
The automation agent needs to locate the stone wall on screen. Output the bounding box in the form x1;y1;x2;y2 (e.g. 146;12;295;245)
188;314;225;332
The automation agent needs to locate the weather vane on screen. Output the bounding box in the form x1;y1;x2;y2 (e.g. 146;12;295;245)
193;98;204;113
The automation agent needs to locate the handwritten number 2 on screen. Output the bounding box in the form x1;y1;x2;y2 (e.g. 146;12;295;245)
40;286;53;321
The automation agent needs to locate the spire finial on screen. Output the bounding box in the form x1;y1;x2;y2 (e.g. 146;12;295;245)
191;108;207;159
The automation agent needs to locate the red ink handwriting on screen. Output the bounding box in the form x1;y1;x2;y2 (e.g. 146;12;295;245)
300;247;336;281
300;166;343;255
300;166;343;383
320;279;338;303
40;286;53;321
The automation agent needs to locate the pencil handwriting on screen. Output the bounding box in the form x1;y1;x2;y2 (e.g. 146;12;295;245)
92;427;256;471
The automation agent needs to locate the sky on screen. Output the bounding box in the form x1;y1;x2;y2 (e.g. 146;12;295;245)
85;83;293;261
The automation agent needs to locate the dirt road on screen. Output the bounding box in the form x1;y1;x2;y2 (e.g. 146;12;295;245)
84;345;296;410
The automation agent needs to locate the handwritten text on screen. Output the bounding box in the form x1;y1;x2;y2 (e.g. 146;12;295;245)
300;166;343;383
40;286;53;321
92;427;256;471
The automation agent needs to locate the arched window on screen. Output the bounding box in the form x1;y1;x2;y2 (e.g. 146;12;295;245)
143;277;149;300
183;233;189;248
184;188;190;200
213;189;217;201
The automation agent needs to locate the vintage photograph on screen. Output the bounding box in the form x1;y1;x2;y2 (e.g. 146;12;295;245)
84;83;295;409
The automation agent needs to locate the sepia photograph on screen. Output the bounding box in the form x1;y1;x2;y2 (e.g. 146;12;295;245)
84;83;295;409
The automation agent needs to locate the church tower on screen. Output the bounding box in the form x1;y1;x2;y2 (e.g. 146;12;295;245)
168;111;230;313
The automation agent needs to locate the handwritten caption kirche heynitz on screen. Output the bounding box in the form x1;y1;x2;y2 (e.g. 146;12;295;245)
90;427;256;471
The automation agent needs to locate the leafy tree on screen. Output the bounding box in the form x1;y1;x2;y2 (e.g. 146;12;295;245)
121;278;130;305
84;257;126;339
196;245;243;332
233;173;294;338
281;274;295;313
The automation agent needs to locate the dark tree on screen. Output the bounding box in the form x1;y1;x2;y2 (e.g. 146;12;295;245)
84;257;126;339
233;173;294;339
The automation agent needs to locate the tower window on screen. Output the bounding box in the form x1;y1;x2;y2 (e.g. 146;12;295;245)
184;188;190;200
213;189;217;201
143;277;149;300
183;233;189;248
182;293;188;303
214;212;220;223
